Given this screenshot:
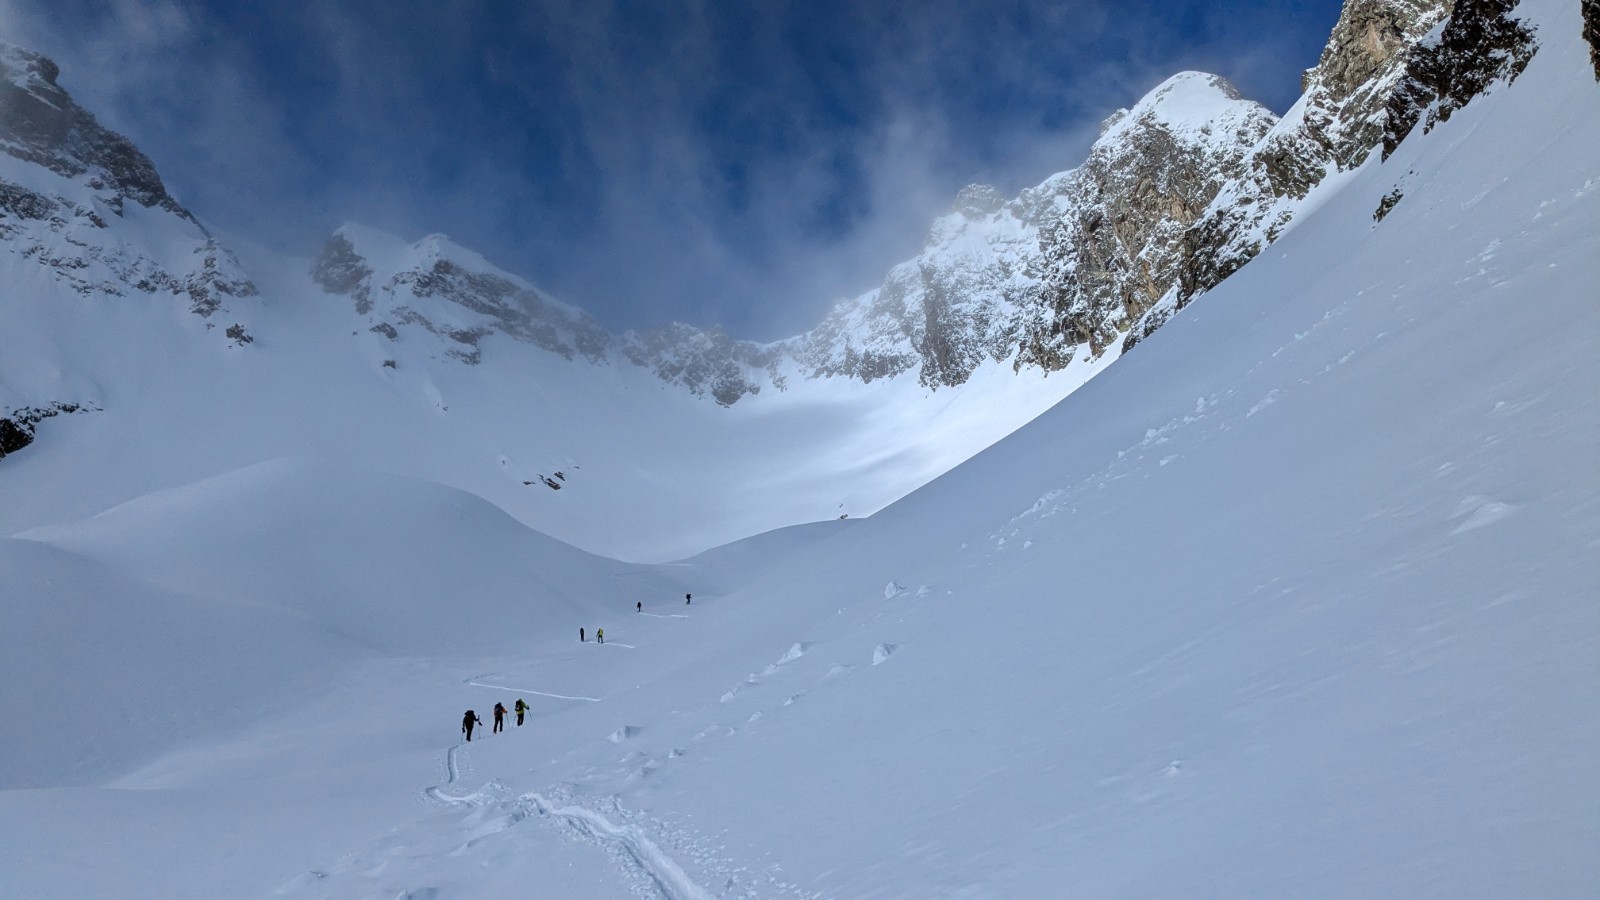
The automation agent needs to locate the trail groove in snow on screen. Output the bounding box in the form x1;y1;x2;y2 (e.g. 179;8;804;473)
525;794;713;900
423;744;489;806
465;679;602;702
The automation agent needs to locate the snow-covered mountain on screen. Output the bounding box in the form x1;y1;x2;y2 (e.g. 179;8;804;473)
0;0;1596;894
1;0;1509;563
0;42;1106;562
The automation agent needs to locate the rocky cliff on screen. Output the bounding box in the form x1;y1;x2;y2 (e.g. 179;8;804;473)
1114;0;1458;352
0;42;257;318
1022;74;1275;363
1584;0;1600;79
1384;0;1539;158
311;225;609;367
0;44;188;220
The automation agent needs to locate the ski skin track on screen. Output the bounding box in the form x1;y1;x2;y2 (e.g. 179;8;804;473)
524;793;715;900
422;698;713;897
464;679;603;702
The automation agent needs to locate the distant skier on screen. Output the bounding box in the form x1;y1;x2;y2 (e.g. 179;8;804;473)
686;592;692;605
636;601;642;613
492;702;507;734
462;709;483;742
514;698;529;726
597;628;604;644
580;627;586;642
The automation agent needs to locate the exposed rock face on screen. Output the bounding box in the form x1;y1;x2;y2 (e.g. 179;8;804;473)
1118;0;1457;354
310;234;374;313
787;177;1062;389
311;227;612;368
1585;0;1600;80
1024;74;1276;361
1384;0;1539;158
0;43;258;320
0;44;190;220
623;324;782;405
0;402;94;462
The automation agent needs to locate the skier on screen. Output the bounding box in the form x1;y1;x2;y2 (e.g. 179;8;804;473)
462;709;483;742
597;628;604;644
514;698;529;726
686;592;692;605
636;601;642;613
492;702;507;734
580;627;586;642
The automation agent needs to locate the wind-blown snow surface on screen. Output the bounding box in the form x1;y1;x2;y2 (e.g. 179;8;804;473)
2;2;1597;896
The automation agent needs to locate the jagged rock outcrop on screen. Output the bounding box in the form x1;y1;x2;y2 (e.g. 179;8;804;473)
310;234;375;313
1384;0;1539;158
782;171;1080;388
1584;0;1600;80
311;226;612;368
0;43;259;319
1023;74;1276;361
1112;0;1457;354
0;44;190;221
622;324;782;405
0;402;95;462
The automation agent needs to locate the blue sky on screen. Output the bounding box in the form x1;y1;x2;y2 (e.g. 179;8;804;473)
2;0;1344;340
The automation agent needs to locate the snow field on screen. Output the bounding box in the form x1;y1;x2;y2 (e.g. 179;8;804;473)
0;1;1596;896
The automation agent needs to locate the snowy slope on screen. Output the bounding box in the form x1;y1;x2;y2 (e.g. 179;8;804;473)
0;0;1594;897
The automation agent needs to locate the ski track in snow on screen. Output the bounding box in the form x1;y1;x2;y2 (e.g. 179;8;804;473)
403;740;719;898
421;744;493;806
525;794;715;900
465;679;603;702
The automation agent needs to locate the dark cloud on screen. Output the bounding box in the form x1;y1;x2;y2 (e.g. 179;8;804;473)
1;0;1345;340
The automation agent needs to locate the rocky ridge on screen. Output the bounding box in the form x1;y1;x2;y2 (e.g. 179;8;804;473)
1022;73;1276;363
312;226;609;367
1585;0;1600;79
0;44;188;220
0;43;258;318
1113;0;1457;352
1384;0;1540;159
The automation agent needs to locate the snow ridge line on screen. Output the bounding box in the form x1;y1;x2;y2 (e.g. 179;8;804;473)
524;793;713;900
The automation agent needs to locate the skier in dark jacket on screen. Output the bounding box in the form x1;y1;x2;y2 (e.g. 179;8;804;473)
492;702;508;733
636;601;642;613
580;627;586;642
685;592;692;605
462;709;483;742
514;698;529;726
